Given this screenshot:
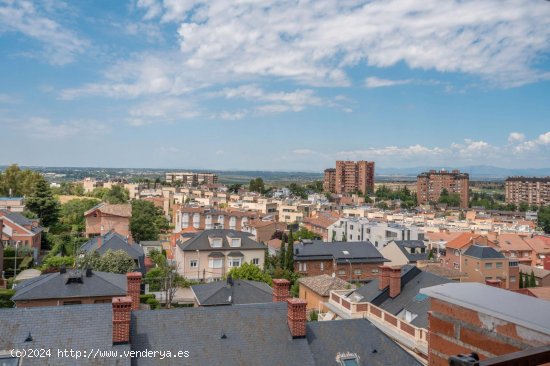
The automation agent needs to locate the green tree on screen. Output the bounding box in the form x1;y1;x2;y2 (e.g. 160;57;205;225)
530;270;537;287
288;183;307;199
77;249;136;274
130;200;170;243
519;270;524;289
0;164;44;197
293;228;321;241
249;178;265;193
58;198;100;233
228;184;242;193
25;178;59;227
279;234;286;269
227;262;272;285
41;256;75;272
523;272;530;288
538;207;550;234
438;188;461;207
286;229;294;271
103;185;129;204
306;180;323;193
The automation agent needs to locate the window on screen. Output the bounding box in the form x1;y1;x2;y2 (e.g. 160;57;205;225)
350;225;354;230
190;260;198;268
371;268;379;274
338;270;346;276
63;301;82;306
353;269;362;275
509;276;517;283
229;238;241;247
229;258;242;268
484;263;493;269
496;262;503;268
209;258;223;269
320;262;324;271
252;258;259;265
94;299;112;304
454;249;460;256
210;237;223;248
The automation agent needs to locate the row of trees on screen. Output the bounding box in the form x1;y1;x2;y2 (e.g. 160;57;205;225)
519;270;537;289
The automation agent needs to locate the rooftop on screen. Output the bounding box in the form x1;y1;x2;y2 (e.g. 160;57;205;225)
463;244;505;260
299;275;352;297
420;282;550;336
295;240;387;264
191;279;272;306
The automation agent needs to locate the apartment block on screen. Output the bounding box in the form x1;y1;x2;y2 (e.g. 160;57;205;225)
322;168;336;193
165;172;218;186
322;161;375;194
416;169;469;208
505;176;550;206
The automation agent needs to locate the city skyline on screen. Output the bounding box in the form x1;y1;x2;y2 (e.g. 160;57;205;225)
1;0;550;170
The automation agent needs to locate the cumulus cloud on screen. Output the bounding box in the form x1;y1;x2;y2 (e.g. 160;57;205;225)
508;132;526;143
514;131;550;152
0;0;88;64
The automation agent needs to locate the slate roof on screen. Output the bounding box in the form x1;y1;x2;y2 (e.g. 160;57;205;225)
299;275;352;296
463;244;505;259
130;302;316;366
0;209;43;234
351;265;450;328
295;240;387;264
191;279;272;306
0;304;130;365
12;270;126;301
80;231;145;273
307;319;422;366
177;229;265;252
394;240;429;263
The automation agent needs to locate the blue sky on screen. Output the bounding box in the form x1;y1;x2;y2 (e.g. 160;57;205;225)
1;0;550;171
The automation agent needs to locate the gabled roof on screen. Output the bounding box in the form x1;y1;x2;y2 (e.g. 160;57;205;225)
352;265;450;328
84;202;132;217
191;279;272;306
131;302;315;366
295;241;387;264
0;304;130;365
393;240;428;263
80;231;144;259
307;319;421;366
0;209;43;234
177;229;265;252
463;244;504;260
496;234;532;252
445;232;475;250
299;275;351;296
518;264;550;279
302;213;339;229
11;270;126;301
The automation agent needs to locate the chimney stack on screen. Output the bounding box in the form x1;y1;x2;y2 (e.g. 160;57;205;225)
389;267;402;298
378;266;390;291
272;279;290;302
97;236;102;248
112;297;132;344
287;298;307;338
126;272;142;311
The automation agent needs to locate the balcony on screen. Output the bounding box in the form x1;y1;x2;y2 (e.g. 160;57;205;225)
321;290;428;357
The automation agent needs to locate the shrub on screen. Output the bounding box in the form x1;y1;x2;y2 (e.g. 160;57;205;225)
0;289;15;308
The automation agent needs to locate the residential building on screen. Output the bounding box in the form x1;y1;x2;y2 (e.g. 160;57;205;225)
11;269;141;308
0;209;43;251
80;231;145;274
174;230;266;282
518;264;550;287
301;212;339;241
505;176;550;206
379;240;429;266
324;160;375;194
440;233;496;271
190;278;272;306
174;206;260;232
84;202;132;238
421;282;550;365
0;197;25;212
241;220;286;243
460;244;518;290
165;172;218;185
298;274;351;311
322;168;336;192
416;169;469;208
294;240;388;281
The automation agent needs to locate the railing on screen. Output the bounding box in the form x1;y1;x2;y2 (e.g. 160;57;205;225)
324;290;428;355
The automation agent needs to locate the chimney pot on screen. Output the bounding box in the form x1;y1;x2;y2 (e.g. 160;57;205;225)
287;298;307;338
272;279;291;303
112;296;132;344
378;266;390;291
126;272;142;311
389;267;402;298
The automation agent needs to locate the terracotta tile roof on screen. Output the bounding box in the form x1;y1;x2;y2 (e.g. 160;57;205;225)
527;236;550;254
302;213;339;229
298;274;352;296
421;263;468;279
249;220;277;228
425;231;464;243
518;264;550;279
445;232;476;250
84;203;132;217
526;287;550;301
496;234;532;252
267;238;282;250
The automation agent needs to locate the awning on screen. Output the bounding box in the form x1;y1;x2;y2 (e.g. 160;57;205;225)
208;251;225;258
227;251;244;257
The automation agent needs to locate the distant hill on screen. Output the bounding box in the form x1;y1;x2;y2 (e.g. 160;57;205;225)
377;165;550;180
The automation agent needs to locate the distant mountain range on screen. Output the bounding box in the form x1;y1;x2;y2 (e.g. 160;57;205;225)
376;165;550;180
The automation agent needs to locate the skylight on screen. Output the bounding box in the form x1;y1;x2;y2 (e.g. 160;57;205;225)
342;250;350;255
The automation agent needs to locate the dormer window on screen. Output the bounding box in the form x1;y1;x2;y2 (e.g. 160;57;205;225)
229;238;241;247
209;237;223;248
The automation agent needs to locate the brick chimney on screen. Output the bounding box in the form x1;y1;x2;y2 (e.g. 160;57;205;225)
112;296;132;344
272;279;290;302
287;298;307;338
389;267;402;298
97;236;102;248
126;272;142;310
378;266;390;291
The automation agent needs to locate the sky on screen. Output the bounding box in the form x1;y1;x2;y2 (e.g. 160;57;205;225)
1;0;550;172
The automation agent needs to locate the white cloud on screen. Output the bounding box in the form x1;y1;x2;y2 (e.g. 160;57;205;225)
514;131;550;152
124;22;164;43
134;0;550;88
508;132;526;143
0;0;87;64
365;77;412;88
127;97;200;126
21;117;110;139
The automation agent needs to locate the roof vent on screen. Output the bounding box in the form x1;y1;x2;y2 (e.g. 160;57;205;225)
24;332;33;342
66;270;83;284
221;333;227;339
